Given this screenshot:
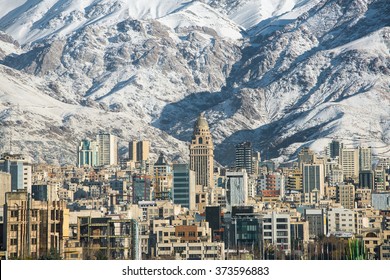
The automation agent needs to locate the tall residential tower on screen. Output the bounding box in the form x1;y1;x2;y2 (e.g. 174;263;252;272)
129;140;150;162
96;133;118;166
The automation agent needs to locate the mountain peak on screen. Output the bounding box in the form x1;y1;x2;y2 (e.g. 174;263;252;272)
0;0;389;165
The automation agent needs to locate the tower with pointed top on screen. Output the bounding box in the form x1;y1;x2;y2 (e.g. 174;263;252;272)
189;113;214;190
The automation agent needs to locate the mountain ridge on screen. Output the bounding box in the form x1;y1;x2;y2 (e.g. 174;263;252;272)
0;0;389;165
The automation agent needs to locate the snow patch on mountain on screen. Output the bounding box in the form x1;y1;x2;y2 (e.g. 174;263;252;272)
159;1;243;40
0;0;389;165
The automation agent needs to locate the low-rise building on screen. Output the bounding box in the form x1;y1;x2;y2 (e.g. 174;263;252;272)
327;207;355;234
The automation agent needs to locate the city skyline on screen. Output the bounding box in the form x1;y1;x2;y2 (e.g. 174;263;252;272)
1;112;390;260
0;0;389;263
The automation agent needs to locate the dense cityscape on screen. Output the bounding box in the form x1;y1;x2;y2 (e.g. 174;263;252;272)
1;113;389;260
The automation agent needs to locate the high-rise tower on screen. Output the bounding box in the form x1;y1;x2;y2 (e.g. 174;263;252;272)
359;146;372;171
77;139;99;167
96;133;118;166
189;113;214;190
0;153;32;193
129;140;150;162
235;142;253;174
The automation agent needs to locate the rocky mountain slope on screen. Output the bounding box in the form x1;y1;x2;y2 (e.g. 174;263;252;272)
0;0;389;165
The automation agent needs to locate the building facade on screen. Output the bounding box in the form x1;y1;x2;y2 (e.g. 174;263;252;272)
129;140;150;162
189;113;214;190
172;164;195;210
78;216;139;260
153;153;172;201
3;191;69;259
262;212;291;255
327;208;355;233
77;140;99;167
0;153;32;193
96;133;118;166
340;148;359;179
359;147;372;172
235;142;253;174
302;164;324;197
337;184;355;210
225;170;248;212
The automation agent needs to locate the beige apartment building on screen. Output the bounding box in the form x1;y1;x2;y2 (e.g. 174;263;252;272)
355;188;372;208
156;241;225;260
129;140;150;162
153;218;225;260
338;184;355;210
4;191;69;259
340;148;359;179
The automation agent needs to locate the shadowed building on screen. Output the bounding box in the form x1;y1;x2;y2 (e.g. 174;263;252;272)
235;142;253;174
173;164;195;210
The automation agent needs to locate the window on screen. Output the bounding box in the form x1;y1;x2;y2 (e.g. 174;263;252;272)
174;247;186;253
178;232;184;237
189;232;195;237
189;246;201;251
277;238;288;244
31;238;37;245
159;247;171;251
32;224;38;231
277;224;288;230
11;211;18;218
10;239;18;245
11;224;18;231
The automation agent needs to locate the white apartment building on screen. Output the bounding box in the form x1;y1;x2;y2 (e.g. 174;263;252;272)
327;208;355;234
262;212;291;254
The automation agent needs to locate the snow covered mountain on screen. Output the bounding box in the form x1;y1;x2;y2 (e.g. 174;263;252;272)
0;0;389;165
